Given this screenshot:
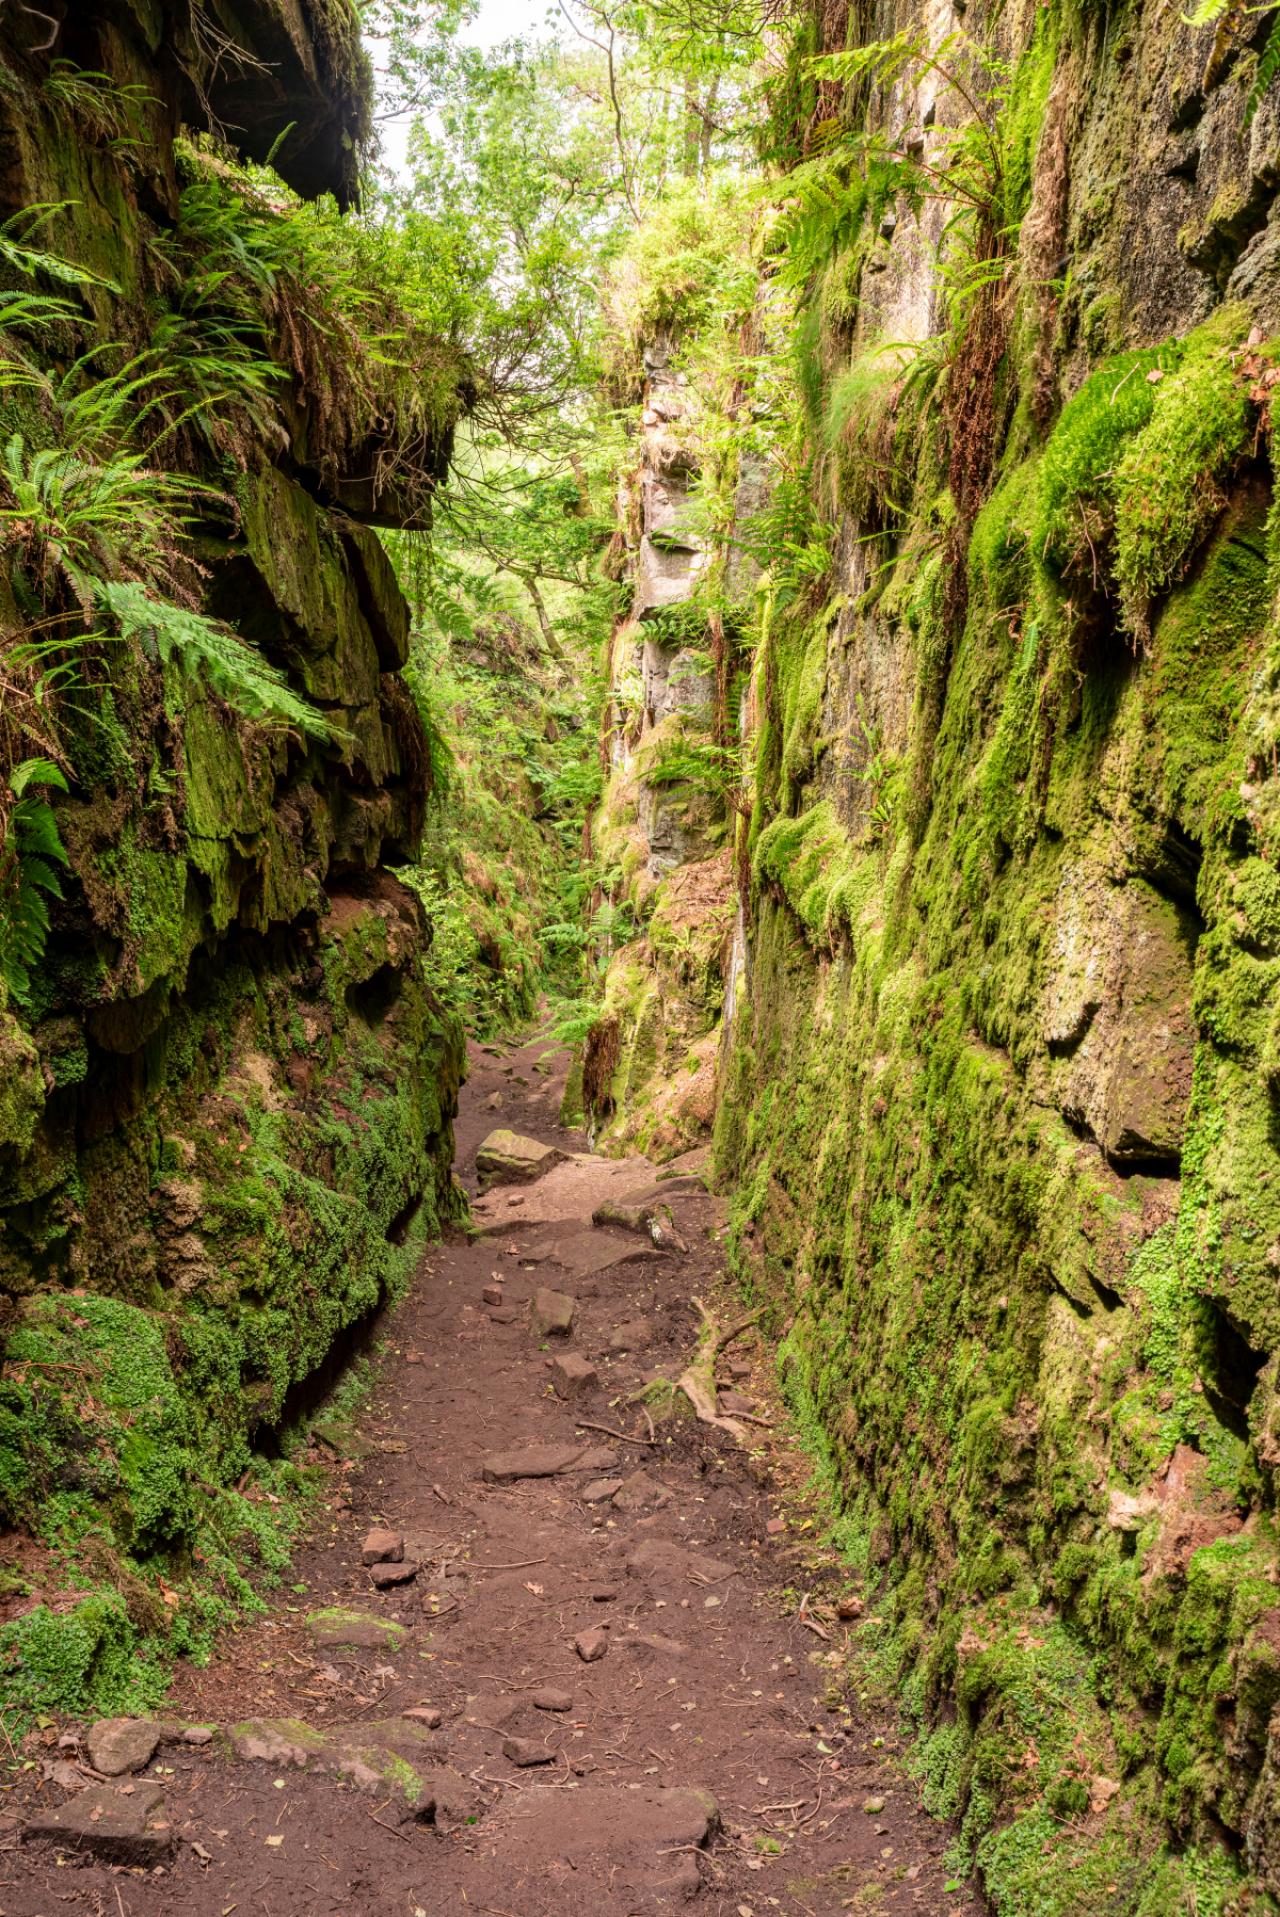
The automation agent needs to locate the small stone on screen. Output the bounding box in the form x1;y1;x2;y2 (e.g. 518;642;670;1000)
361;1527;405;1567
718;1389;755;1414
484;1091;504;1110
835;1594;863;1620
590;1585;619;1602
727;1359;752;1380
503;1736;554;1767
531;1287;576;1337
403;1707;443;1729
551;1353;598;1399
765;1517;785;1536
613;1470;671;1514
86;1718;161;1778
533;1689;574;1713
182;1727;214;1746
369;1559;418;1589
482;1283;504;1307
581;1477;623;1503
863;1795;885;1813
574;1628;609;1663
488;1306;519;1323
606;1319;654;1354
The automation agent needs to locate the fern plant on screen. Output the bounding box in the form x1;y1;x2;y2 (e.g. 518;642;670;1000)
94;582;335;740
0;757;68;1005
1188;0;1280;115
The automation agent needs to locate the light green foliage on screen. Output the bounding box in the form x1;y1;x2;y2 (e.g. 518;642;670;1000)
0;757;68;1002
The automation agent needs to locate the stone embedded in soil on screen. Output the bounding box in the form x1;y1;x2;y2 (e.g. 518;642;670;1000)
531;1286;576;1336
306;1607;406;1654
533;1688;574;1712
863;1795;886;1813
630;1631;687;1656
627;1538;736;1585
718;1388;756;1414
581;1476;624;1503
590;1584;619;1601
23;1783;173;1864
369;1558;419;1588
481;1442;586;1482
606;1318;655;1353
361;1526;405;1566
403;1707;443;1729
727;1358;753;1380
574;1627;609;1662
501;1784;719;1860
591;1199;687;1252
488;1305;519;1323
229;1718;328;1767
476;1129;566;1189
85;1716;161;1777
574;1446;620;1472
612;1469;672;1514
182;1725;214;1746
484;1091;504;1109
482;1282;504;1306
503;1736;554;1767
551;1352;598;1398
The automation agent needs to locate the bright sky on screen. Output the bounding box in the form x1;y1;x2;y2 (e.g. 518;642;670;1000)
375;0;554;176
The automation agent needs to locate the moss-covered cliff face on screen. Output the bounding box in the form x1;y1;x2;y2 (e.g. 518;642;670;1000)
586;0;1280;1901
0;2;465;1706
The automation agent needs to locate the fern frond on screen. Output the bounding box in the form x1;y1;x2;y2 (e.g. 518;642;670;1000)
93;580;334;741
1247;9;1280;118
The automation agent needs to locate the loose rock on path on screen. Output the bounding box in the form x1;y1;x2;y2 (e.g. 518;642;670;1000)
2;1028;979;1915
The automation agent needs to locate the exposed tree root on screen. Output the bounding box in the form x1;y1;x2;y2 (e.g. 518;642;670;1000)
673;1298;765;1438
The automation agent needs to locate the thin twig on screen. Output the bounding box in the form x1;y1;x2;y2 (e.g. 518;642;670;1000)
573;1418;655;1447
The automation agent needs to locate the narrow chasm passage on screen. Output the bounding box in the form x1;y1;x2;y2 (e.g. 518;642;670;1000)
0;1034;977;1916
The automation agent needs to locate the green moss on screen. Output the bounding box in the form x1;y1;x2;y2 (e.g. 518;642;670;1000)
1112;307;1259;637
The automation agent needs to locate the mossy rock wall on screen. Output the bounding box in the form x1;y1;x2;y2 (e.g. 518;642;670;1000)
714;0;1280;1900
0;2;464;1638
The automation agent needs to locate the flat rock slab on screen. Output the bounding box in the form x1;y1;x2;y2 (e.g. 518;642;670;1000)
501;1784;718;1861
545;1230;665;1280
551;1352;597;1398
85;1716;160;1777
481;1443;585;1482
591;1200;686;1252
24;1783;173;1864
531;1287;576;1336
369;1558;418;1588
228;1718;329;1768
581;1476;624;1503
476;1129;567;1189
627;1538;736;1585
306;1607;406;1654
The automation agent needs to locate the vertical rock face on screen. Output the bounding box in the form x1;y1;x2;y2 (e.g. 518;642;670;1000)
0;5;464;1571
679;0;1280;1894
583;333;734;1158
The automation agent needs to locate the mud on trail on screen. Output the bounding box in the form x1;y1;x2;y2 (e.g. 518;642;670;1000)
0;1034;978;1917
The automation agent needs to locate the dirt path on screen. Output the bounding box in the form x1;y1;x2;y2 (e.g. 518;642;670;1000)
0;1033;978;1916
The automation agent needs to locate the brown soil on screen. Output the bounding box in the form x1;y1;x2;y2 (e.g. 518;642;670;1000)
0;1030;979;1916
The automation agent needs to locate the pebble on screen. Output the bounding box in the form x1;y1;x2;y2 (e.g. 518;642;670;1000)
182;1727;214;1747
533;1689;574;1713
482;1283;504;1306
503;1736;553;1767
574;1627;609;1663
863;1795;885;1813
361;1527;405;1566
403;1707;443;1729
369;1559;419;1588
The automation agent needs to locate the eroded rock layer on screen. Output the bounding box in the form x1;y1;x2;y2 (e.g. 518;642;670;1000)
0;3;463;1616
